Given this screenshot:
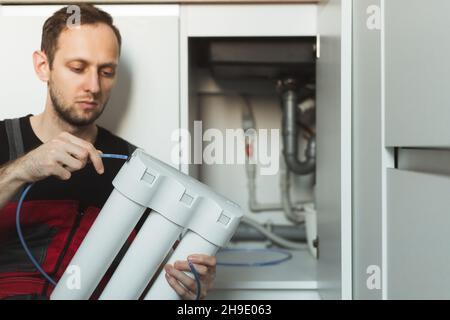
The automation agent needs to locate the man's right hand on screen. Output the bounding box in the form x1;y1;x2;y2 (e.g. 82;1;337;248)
15;131;104;183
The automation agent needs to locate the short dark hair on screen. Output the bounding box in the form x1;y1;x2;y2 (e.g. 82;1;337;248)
41;3;121;68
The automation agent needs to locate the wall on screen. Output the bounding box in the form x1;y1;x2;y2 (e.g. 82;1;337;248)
0;4;180;164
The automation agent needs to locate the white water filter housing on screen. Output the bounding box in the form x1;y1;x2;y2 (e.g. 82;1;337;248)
50;149;243;300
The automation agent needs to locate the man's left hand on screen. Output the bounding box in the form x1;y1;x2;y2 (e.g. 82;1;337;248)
164;254;217;300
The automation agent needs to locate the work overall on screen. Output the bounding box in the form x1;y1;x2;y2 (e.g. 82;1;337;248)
0;118;133;300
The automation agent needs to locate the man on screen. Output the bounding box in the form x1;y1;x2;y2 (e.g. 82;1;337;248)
0;4;216;300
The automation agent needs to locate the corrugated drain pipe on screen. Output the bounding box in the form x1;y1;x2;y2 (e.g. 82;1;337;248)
277;78;315;175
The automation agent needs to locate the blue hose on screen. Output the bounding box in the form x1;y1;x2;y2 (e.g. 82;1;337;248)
100;154;129;160
188;260;201;300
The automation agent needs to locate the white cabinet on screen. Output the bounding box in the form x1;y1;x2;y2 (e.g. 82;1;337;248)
180;2;353;300
183;4;317;37
387;169;450;299
315;0;353;300
382;0;450;299
384;0;450;147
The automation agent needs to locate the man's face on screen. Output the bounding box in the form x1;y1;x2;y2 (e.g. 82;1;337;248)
48;23;119;127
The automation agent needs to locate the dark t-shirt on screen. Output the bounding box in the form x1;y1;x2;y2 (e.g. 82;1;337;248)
0;115;143;299
0;114;137;209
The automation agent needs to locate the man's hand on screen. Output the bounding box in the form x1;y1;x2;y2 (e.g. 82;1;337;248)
16;131;104;183
0;131;104;209
164;254;217;300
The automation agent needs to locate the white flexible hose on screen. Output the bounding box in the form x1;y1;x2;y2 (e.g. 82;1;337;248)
240;216;308;251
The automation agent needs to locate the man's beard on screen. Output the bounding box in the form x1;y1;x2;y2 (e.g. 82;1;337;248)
49;82;107;127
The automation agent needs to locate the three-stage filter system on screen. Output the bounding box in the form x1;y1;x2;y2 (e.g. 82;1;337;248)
50;149;243;300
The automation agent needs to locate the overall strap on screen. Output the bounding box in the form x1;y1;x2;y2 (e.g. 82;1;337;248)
5;118;25;161
4;118;26;201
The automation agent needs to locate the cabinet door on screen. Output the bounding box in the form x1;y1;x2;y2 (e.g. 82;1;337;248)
0;5;180;164
316;0;352;300
387;169;450;299
384;0;450;147
353;0;382;300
